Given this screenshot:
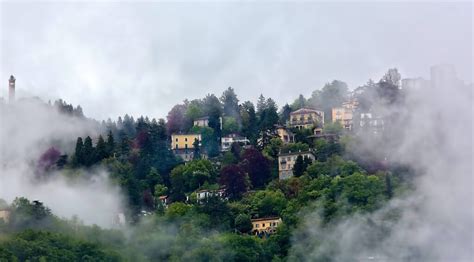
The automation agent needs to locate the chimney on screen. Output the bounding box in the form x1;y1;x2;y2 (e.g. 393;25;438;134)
8;75;15;103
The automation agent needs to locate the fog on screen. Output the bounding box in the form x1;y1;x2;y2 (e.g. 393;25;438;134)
289;68;473;261
0;1;472;259
0;98;124;227
1;2;471;120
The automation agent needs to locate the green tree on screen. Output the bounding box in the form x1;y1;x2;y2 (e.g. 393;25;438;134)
83;136;94;166
72;137;84;166
170;159;216;201
94;135;108;162
245;190;287;218
240;101;258;144
292;155;305;177
106;130;115;156
290;94;307;110
279;104;292;125
221;86;240;119
166;202;192;220
308;80;348;123
193;138;201;160
234;214;253;234
154;184;168;197
222;116;239;135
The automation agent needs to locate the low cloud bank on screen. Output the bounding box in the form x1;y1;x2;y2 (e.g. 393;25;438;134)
290;75;473;261
0;98;124;227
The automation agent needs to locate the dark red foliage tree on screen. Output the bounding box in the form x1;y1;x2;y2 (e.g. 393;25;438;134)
219;165;249;200
240;148;271;189
166;104;187;135
37;147;61;172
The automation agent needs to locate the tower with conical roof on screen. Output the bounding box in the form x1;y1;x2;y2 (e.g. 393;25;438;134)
8;75;15;103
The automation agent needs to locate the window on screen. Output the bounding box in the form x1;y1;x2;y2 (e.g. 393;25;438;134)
255;224;259;228
262;223;265;227
175;138;178;142
185;138;188;142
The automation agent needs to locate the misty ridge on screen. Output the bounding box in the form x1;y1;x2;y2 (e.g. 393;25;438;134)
0;63;472;261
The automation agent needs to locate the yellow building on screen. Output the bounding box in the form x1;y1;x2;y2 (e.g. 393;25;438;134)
332;99;358;130
171;133;203;161
278;150;315;179
171;133;201;150
0;209;11;224
289;108;324;129
251;217;282;235
276;126;295;144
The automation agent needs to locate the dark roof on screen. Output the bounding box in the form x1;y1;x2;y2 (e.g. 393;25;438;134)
278;150;315;157
251;217;281;222
171;133;201;136
290;108;324;115
194;116;210;121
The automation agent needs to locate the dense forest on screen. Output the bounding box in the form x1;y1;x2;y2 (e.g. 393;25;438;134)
0;69;419;261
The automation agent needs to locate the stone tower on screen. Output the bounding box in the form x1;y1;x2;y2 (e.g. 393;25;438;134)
9;75;15;103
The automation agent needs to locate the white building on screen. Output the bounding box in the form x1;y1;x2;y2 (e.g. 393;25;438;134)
221;133;250;151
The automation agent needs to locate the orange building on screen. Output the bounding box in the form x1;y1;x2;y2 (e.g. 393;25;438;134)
251;217;282;235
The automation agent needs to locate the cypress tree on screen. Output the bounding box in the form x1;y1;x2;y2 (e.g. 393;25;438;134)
95;135;107;163
72;137;84;166
83;136;94;166
293;155;305;177
106;130;115;157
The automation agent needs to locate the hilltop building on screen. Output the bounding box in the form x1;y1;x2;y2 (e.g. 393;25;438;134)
430;64;461;90
359;112;384;135
0;208;11;224
8;75;15;103
332;99;358;130
195;188;226;202
193;116;209;127
193;116;223;130
171;133;202;161
401;77;430;90
157;195;169;208
288;108;324;130
276;125;295;144
251;217;282;236
221;133;250;151
278;150;315;179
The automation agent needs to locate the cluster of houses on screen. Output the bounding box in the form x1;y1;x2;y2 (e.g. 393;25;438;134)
170;117;250;162
331;96;385;134
275;108;325;180
160;93;390;236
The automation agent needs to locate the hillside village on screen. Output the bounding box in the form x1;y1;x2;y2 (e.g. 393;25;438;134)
0;64;469;261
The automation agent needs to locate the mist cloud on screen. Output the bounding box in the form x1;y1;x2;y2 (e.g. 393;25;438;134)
289;70;473;261
0;98;124;227
1;2;471;120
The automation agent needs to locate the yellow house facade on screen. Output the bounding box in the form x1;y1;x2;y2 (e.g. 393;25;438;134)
332;100;358;130
289;108;324;129
276;126;295;144
171;133;201;150
251;217;282;235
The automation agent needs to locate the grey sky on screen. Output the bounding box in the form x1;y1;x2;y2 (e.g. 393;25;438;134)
0;1;472;120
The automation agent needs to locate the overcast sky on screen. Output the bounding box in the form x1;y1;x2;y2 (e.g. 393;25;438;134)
0;1;472;120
